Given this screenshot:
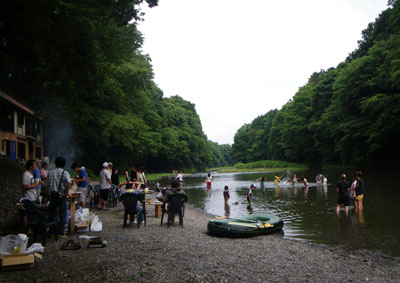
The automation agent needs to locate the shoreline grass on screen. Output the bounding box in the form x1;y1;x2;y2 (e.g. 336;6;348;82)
209;160;308;173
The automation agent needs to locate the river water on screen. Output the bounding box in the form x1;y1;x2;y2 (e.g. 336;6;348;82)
175;169;400;256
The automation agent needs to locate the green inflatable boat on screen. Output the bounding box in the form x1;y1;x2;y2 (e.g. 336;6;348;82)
207;214;284;237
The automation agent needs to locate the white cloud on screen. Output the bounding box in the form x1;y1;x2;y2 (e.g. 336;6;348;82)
138;0;388;144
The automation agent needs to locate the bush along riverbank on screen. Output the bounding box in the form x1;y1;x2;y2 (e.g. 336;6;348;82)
1;196;399;282
210;160;308;173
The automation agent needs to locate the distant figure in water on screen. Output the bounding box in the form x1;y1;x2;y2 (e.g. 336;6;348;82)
223;185;230;204
205;173;212;189
336;174;350;214
322;175;328;184
300;175;308;187
256;176;266;191
349;174;357;205
291;174;298;187
224;187;230;217
274;174;282;184
247;184;256;209
354;171;364;211
316;173;323;184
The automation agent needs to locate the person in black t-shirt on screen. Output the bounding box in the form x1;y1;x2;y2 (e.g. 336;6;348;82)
336;174;350;214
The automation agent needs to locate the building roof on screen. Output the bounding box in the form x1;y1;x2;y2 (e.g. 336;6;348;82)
0;90;43;119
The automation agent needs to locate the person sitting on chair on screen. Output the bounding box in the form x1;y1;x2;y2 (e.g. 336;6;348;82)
163;179;186;203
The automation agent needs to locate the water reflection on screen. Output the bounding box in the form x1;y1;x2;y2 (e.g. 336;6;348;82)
180;170;400;256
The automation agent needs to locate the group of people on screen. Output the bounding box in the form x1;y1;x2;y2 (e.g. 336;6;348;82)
336;171;364;213
21;157;84;238
221;171;364;214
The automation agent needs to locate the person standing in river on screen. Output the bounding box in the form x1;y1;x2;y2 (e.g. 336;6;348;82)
205;173;212;189
291;174;298;187
336;174;350;214
223;185;230;204
256;176;266;192
300;175;308;187
247;184;256;210
349;174;357;207
354;171;364;211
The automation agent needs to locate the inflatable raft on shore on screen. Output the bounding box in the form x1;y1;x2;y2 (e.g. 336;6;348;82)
207;214;284;237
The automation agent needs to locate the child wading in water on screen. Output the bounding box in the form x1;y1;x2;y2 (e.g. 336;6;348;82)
223;186;230;204
247;184;256;209
205;173;212;189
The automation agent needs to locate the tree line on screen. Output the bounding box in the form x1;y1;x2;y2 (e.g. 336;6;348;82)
232;0;400;169
0;0;232;172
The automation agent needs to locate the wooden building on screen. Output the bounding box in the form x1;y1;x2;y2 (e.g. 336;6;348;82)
0;90;44;161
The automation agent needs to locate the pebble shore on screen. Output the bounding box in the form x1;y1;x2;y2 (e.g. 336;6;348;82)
2;195;400;282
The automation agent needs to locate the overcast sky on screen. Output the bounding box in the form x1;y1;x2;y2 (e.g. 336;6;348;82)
137;0;389;145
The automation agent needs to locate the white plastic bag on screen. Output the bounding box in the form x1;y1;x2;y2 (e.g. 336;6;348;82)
75;209;84;224
25;243;45;253
90;215;102;232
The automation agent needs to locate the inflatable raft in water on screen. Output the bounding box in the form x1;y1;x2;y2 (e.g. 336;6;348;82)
207;214;284;237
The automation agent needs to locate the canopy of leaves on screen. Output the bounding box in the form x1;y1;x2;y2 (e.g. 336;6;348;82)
232;1;400;168
0;0;233;172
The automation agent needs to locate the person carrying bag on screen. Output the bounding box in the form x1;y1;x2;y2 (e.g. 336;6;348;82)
47;157;72;237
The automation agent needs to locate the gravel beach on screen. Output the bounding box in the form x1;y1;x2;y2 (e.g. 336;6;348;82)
1;195;400;282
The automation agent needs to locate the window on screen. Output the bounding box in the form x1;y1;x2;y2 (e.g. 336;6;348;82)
26;117;35;137
17;112;24;126
17;142;26;159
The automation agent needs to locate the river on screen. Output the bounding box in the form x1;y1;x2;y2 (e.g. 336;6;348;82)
173;169;400;257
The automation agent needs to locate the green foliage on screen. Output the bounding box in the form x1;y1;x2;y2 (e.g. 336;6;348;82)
231;110;278;163
234;160;308;170
232;1;400;168
0;0;215;173
208;141;233;168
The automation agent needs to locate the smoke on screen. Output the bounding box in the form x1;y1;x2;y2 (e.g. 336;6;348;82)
44;120;77;168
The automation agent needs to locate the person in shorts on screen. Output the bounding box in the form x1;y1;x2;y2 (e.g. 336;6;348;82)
336;174;350;214
247;184;256;209
71;163;88;208
99;162;112;210
354;171;364;211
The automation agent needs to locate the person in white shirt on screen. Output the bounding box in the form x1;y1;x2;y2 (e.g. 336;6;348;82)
22;160;38;201
176;170;183;187
22;160;39;235
99;162;112;210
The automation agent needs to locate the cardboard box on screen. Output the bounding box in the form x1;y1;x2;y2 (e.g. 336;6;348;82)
76;222;89;233
1;252;42;270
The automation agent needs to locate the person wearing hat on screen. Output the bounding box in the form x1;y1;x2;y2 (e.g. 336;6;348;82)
247;184;256;209
99;162;112;210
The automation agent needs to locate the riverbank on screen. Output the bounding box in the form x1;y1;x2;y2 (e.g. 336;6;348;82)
2;197;399;282
209;160;308;174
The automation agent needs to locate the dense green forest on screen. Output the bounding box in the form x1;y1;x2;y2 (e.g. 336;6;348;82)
0;0;232;172
232;0;400;169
